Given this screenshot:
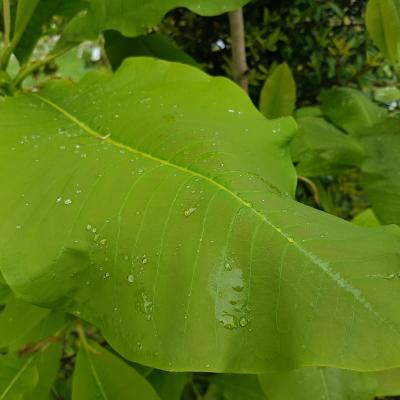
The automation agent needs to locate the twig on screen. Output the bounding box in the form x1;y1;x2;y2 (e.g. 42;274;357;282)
298;176;320;206
228;8;249;92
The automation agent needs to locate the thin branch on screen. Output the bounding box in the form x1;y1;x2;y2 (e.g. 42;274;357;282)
228;8;249;92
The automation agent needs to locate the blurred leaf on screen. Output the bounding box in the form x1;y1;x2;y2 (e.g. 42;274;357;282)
212;374;266;400
259;367;376;400
321;88;387;136
104;31;199;71
22;343;62;400
0;294;65;352
291;117;364;177
366;0;400;65
13;0;85;64
0;354;38;400
147;370;189;400
373;86;400;103
351;209;381;228
294;106;323;119
259;63;296;119
0;296;49;349
361;117;400;225
72;342;160;399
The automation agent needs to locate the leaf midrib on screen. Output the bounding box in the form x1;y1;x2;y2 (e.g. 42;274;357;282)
32;93;396;334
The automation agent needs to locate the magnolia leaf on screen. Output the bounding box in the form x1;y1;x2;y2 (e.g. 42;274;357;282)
259;63;296;119
321;88;387;136
72;342;160;399
259;367;376;400
1;59;400;374
60;0;251;44
366;0;400;65
361;118;400;225
291;117;364;177
104;31;199;71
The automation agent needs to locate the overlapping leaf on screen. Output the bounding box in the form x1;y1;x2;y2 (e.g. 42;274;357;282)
1;59;400;373
61;0;251;43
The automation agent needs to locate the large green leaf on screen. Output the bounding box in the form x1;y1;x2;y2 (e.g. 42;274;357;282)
320;88;387;137
259;367;376;400
361;118;400;225
72;342;160;399
259;63;296;120
366;0;400;65
291;117;364;177
2;59;400;373
61;0;250;43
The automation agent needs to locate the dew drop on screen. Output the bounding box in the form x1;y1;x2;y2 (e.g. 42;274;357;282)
64;199;72;205
239;317;248;327
127;274;135;283
15;224;22;230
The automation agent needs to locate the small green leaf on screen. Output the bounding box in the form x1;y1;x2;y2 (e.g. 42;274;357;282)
72;342;160;399
104;31;199;71
259;63;296;119
366;0;400;65
321;88;387;136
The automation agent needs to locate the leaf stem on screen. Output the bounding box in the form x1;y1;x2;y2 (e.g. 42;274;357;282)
0;0;12;70
11;44;75;89
76;321;100;355
2;0;10;48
